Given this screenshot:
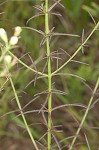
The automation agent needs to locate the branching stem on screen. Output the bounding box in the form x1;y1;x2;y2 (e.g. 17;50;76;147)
8;50;47;77
52;22;99;76
69;77;99;150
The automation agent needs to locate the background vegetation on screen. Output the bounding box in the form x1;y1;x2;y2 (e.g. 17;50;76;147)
0;0;99;149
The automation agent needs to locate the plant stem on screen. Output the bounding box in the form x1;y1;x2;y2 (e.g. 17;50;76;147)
9;77;39;150
45;0;52;149
52;22;99;76
8;50;47;77
69;77;99;150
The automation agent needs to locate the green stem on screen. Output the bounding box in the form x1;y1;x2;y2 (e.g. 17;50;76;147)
9;77;39;150
69;77;99;150
8;50;47;77
52;22;99;76
45;0;52;150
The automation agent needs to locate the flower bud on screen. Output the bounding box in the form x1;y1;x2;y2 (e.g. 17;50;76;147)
0;28;8;43
9;36;18;45
4;55;12;64
14;26;22;37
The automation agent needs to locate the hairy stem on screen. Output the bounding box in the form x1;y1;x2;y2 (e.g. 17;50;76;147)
9;77;39;150
69;77;99;150
45;0;52;149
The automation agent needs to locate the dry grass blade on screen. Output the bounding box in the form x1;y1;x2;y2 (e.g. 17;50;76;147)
22;27;44;35
90;98;99;109
41;111;47;126
61;144;68;150
10;96;22;102
38;132;47;142
0;109;19;118
81;80;93;92
33;5;43;12
88;11;96;25
59;48;71;57
84;133;91;150
39;93;50;113
53;32;80;37
35;140;46;150
71;60;89;66
59;135;76;144
53;135;76;149
50;12;62;17
18;52;31;60
59;47;89;66
51;50;64;55
80;29;89;53
42;59;48;73
22;96;39;110
53;125;62;128
33;73;38;87
26;13;44;24
51;56;62;61
34;90;48;97
52;89;67;95
48;0;61;12
66;109;79;125
88;126;99;130
52;104;87;111
53;0;64;8
52;133;61;150
13;109;47;119
54;73;86;81
40;27;55;46
52;129;63;133
22;122;42;134
25;76;45;89
27;54;37;71
40;37;47;46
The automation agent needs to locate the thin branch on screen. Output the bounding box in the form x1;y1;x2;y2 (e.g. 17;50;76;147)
84;133;91;150
48;0;61;12
52;22;99;76
52;133;61;150
54;73;86;81
8;51;47;77
53;32;80;37
22;96;39;110
25;76;45;89
26;13;44;24
9;77;39;150
88;11;96;25
22;27;44;36
52;103;87;111
69;77;99;150
14;109;48;119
